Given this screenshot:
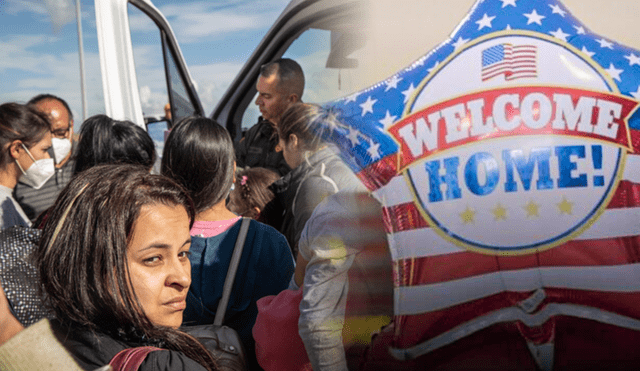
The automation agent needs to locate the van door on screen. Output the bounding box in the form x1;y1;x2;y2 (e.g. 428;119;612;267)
94;0;203;129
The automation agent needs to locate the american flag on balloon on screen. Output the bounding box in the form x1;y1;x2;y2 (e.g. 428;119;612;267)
481;43;537;81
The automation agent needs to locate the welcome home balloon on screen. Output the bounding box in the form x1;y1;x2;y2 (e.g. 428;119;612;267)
325;0;640;255
321;0;640;367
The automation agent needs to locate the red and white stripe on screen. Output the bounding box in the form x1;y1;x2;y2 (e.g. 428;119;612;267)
368;150;640;347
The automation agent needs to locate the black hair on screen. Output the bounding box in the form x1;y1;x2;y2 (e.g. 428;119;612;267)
34;164;217;371
0;103;50;166
161;116;235;215
73;114;156;175
27;94;73;122
260;58;305;99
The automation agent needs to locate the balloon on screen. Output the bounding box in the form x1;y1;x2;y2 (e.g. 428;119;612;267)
320;0;640;367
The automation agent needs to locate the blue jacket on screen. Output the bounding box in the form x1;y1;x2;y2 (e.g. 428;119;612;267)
183;218;294;368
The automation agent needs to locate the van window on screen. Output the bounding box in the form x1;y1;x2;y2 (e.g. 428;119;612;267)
127;3;170;122
127;1;203;171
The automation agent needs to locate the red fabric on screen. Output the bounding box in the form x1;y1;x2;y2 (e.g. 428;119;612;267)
253;289;312;371
109;346;162;371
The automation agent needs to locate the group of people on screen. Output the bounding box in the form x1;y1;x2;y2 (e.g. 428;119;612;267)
0;57;386;371
4;54;638;371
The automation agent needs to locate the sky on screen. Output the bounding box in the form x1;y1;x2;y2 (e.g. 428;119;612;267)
0;0;291;127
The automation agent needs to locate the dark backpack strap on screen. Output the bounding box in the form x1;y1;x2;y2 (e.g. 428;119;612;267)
109;346;162;371
214;217;251;326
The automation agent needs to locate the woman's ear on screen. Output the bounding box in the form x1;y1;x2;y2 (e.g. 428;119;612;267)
249;206;261;220
8;140;22;160
289;134;299;149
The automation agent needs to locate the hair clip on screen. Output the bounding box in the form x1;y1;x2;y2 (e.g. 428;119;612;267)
241;175;248;186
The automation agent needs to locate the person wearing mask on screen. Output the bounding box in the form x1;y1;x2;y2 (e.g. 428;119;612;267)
0;103;52;229
235;58;304;177
0;115;158;351
14;94;76;222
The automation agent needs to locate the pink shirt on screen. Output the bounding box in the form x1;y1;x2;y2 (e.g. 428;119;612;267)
190;216;242;238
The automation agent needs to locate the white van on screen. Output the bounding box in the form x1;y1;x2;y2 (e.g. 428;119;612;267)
94;0;640;148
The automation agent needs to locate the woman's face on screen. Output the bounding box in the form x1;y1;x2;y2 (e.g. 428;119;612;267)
127;203;192;328
15;131;52;169
279;135;304;169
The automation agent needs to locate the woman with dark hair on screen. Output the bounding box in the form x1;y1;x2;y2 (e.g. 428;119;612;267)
161;117;294;370
0;103;52;229
32;164;218;371
73;114;155;175
268;103;363;261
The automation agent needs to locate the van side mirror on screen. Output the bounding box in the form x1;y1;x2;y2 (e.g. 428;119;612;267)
326;30;365;69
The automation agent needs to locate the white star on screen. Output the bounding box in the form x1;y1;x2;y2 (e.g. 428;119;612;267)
625;53;640;67
549;28;570;42
427;61;440;74
452;36;470;51
402;83;417;104
500;0;517;7
384;75;402;91
549;4;566;17
367;140;381;161
605;63;623;82
524;9;545;25
581;46;595;58
476;13;496;30
505;24;512;30
344;92;358;104
379;110;398;129
414;57;427;67
596;38;614;49
631;85;640;100
573;25;585;35
346;127;361;147
359;96;377;116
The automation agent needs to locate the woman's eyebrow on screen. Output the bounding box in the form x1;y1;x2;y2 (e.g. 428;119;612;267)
139;243;171;252
139;238;190;252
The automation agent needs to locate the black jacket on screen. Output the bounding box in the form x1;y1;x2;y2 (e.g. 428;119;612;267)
234;118;290;177
50;319;208;371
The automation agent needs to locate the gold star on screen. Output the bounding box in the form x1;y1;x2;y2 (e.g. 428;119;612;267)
523;200;540;218
492;203;507;221
460;206;476;224
557;197;574;215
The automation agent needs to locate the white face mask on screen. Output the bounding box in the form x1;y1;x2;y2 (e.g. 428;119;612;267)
15;144;55;189
51;137;72;164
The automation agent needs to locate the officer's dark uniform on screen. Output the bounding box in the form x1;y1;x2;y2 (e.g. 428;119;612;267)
235;117;291;177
